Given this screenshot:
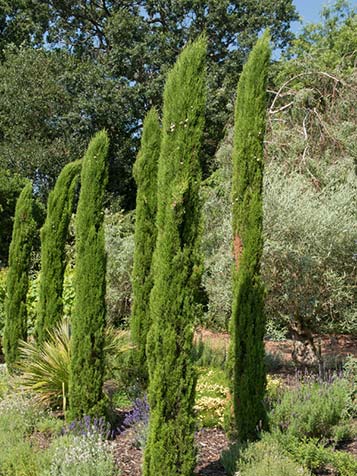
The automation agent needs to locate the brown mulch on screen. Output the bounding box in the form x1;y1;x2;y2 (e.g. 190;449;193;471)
112;427;229;476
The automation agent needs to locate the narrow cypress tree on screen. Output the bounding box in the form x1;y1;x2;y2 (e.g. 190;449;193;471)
143;37;206;476
68;130;109;419
130;108;160;381
37;160;81;344
230;32;271;442
3;182;35;366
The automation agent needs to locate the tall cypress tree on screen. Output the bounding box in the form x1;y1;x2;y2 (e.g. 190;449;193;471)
143;37;206;476
3;181;35;366
68;130;109;419
230;32;271;442
37;160;81;344
130;108;160;382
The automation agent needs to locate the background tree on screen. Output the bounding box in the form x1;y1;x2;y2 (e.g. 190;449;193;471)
0;1;298;207
130;108;160;381
230;32;271;442
68;130;109;419
3;182;35;366
143;37;206;476
36;160;81;344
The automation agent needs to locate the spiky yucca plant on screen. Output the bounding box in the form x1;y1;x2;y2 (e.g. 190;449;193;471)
17;321;132;413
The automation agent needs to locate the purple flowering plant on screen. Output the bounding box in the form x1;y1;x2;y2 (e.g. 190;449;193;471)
121;394;149;448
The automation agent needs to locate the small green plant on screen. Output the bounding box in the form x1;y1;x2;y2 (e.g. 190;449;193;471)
236;434;311;476
0;392;50;475
270;377;352;441
194;367;230;429
277;433;357;476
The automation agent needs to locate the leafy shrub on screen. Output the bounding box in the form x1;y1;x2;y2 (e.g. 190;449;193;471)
105;210;134;327
194;368;230;429
0;392;50;475
278;433;357;476
270;377;352;441
235;435;311;476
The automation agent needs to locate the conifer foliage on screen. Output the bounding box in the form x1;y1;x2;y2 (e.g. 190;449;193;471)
143;37;206;476
130;108;160;381
230;32;271;442
68;130;109;419
3;181;35;366
37;160;81;344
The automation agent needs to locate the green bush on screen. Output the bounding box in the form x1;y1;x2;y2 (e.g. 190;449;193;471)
237;435;311;476
194;367;230;429
278;433;357;476
270;377;352;441
0;392;51;475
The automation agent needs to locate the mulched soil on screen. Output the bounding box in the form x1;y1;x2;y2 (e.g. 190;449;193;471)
112;427;229;476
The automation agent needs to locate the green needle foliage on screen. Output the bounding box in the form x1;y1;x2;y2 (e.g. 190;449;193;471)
143;37;206;476
230;32;271;442
37;160;81;344
3;181;35;367
130;108;160;383
68;130;109;419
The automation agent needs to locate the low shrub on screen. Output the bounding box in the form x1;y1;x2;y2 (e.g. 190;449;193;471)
194;368;230;429
121;395;149;448
0;392;50;475
277;433;357;476
270;377;352;441
44;432;118;476
236;435;311;476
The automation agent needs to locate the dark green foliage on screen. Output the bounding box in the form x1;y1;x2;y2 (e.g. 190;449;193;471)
230;32;271;442
143;37;206;476
0;169;27;266
0;2;297;205
36;160;81;344
3;182;35;366
68;130;109;419
130;108;160;381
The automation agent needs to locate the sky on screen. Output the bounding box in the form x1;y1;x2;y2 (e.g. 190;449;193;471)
293;0;357;33
292;0;327;33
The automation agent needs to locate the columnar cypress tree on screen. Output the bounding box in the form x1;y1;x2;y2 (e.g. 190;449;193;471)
3;181;35;366
230;32;271;442
130;108;160;381
68;130;109;419
143;37;206;476
37;160;81;344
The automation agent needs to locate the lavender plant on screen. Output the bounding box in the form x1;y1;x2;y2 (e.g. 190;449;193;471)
121;395;149;448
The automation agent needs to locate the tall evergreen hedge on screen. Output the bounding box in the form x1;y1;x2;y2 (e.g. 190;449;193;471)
230;32;271;442
3;181;35;366
130;108;160;381
68;130;109;419
37;160;81;344
143;37;206;476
